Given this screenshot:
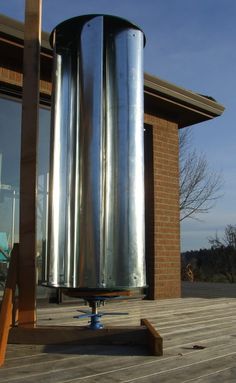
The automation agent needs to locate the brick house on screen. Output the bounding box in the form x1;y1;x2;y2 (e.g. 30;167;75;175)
0;14;224;300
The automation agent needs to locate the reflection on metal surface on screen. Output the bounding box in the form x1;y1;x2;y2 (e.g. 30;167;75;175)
45;15;146;290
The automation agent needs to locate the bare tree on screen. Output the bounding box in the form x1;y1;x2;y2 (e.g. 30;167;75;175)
209;224;236;249
179;128;223;221
208;225;236;283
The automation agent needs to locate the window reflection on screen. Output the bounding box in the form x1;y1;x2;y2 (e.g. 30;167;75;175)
0;96;50;286
37;106;50;281
0;97;21;251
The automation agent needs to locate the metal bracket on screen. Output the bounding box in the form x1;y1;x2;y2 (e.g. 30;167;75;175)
73;297;128;330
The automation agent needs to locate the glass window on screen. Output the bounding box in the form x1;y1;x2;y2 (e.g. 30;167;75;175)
0;96;50;287
0;97;21;250
37;105;50;282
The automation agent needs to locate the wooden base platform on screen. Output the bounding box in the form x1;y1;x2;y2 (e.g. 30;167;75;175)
2;290;236;382
8;318;163;356
0;246;163;366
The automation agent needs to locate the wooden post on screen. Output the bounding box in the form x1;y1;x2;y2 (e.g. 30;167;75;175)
18;0;42;327
0;245;19;366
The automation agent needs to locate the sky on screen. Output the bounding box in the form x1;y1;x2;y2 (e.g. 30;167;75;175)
1;0;236;252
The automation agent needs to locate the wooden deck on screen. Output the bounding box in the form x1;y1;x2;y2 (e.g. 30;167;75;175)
1;282;236;382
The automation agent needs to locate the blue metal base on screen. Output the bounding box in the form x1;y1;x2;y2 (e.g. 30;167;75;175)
89;314;104;330
73;297;128;330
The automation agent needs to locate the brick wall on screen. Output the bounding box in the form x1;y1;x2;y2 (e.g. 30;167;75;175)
144;114;181;299
0;67;51;95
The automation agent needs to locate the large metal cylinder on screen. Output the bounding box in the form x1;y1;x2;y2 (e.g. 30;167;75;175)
44;15;146;290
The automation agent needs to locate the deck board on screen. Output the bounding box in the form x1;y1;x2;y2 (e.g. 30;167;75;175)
1;282;236;382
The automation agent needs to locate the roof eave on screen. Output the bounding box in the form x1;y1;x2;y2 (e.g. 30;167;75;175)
0;14;225;128
144;73;225;128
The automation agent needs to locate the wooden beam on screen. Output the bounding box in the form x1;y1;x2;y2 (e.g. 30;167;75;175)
9;326;147;346
141;318;163;356
0;67;52;95
8;319;163;356
0;245;19;366
18;0;42;327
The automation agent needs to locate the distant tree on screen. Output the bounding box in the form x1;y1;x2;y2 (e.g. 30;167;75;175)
209;224;236;249
207;225;236;283
179;128;223;221
182;245;236;283
223;224;236;249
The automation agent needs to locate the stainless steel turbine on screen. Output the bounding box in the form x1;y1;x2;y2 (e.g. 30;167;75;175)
44;15;146;291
